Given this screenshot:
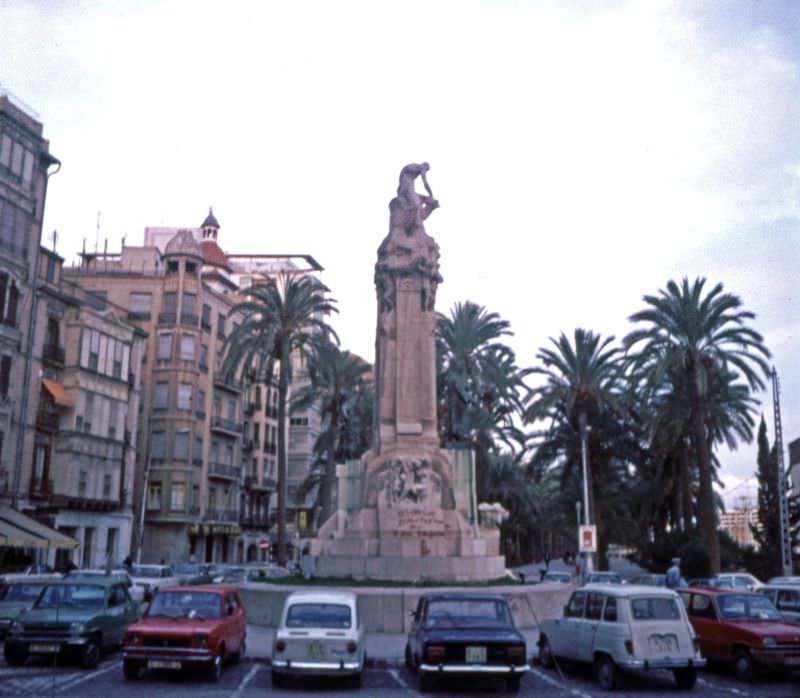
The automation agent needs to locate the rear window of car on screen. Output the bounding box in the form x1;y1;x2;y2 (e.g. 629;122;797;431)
287;602;352;629
0;583;44;602
630;596;681;621
425;599;512;628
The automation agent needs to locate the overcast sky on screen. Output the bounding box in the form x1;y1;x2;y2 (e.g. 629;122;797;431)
3;0;798;506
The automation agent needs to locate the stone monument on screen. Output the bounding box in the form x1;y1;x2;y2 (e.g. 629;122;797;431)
312;163;507;581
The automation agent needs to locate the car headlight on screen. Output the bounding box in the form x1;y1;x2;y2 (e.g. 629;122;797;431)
762;636;777;647
69;622;86;634
9;621;24;633
124;632;140;645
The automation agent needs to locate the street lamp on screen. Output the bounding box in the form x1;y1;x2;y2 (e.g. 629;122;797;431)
578;412;594;575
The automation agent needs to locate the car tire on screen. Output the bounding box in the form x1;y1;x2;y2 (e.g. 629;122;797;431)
734;649;755;682
208;649;223;682
233;639;245;664
595;654;617;690
271;671;286;688
82;637;101;669
538;635;554;669
505;675;521;693
405;644;414;669
349;672;362;689
419;671;435;692
673;666;697;690
4;644;28;667
123;661;140;680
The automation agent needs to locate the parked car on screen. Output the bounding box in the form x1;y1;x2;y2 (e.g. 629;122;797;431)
688;577;734;589
541;571;573;584
212;566;246;584
714;573;764;591
124;564;180;599
244;565;292;582
626;574;666;587
405;592;528;693
0;580;49;639
63;569;141;602
538;584;704;690
173;563;216;586
758;585;800;622
3;577;139;668
679;587;800;681
767;576;800;586
272;590;365;688
585;572;623;585
121;585;246;681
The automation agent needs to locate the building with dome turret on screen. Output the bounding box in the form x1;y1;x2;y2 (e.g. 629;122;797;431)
66;210;325;565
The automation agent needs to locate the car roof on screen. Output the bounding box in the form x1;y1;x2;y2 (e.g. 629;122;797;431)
683;586;760;596
156;584;232;595
45;576;121;587
421;592;507;602
285;590;357;604
581;583;677;597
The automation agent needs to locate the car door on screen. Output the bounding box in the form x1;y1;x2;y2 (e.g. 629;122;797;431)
576;592;605;661
775;588;800;622
103;585;127;646
232;592;246;651
686;593;723;660
408;598;425;662
552;591;586;660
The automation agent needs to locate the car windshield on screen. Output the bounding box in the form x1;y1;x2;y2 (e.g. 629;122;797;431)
147;591;221;619
173;564;201;575
130;565;166;578
286;602;352;629
589;573;622;584
425;599;513;628
717;594;782;620
0;583;44;602
35;584;105;609
630;596;681;621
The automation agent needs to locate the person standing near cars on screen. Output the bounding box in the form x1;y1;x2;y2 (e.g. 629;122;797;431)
666;557;682;589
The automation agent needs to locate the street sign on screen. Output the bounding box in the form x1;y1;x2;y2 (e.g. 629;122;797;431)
579;525;597;553
258;539;270;550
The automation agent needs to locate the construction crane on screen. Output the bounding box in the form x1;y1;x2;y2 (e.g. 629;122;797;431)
772;368;793;577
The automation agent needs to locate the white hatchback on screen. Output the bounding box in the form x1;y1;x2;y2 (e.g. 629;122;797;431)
538;584;706;690
271;590;365;688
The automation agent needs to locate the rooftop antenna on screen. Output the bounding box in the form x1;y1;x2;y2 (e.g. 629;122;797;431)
51;229;57;254
95;211;100;254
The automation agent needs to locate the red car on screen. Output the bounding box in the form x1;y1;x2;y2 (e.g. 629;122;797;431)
122;585;246;682
679;587;800;681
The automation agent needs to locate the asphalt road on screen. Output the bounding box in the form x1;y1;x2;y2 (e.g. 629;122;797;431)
0;653;796;698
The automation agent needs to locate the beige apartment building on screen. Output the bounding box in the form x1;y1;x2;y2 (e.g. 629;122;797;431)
68;212;324;564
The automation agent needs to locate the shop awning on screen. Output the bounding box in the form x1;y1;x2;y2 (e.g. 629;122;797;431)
0;506;78;550
41;379;75;408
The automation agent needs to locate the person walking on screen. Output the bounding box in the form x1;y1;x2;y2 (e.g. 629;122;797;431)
666;557;682;589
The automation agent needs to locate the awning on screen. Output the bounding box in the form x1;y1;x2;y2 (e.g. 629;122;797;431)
0;506;78;550
41;379;75;408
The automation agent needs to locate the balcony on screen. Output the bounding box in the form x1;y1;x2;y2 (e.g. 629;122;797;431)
208;462;239;480
203;509;239;523
242;439;254;453
158;311;176;325
35;408;60;432
29;477;53;499
240;512;271;529
41;343;65;367
213;377;241;395
210;416;242;436
244;400;261;416
264;441;277;455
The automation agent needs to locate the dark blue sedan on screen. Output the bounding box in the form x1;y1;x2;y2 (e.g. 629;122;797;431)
405;592;528;693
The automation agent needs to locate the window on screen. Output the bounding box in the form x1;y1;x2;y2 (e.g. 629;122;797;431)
200;344;208;368
179;333;195;361
108;400;119;439
106;528;118;562
157;333;173;361
201;304;211;329
227;399;236;420
88;331;100;371
153;382;169;409
167;260;179;274
83;393;94;433
631;597;681;621
565;592;586;618
170;483;186;510
688;594;716;620
46;255;56;282
185;261;197;275
217;313;226;337
45;317;60;348
129;292;152;316
225;444;234;466
603;596;618;622
181;292;195;317
196;389;206;414
586;593;605;620
147;483;162;510
194;436;203;464
177;383;192;410
163;291;177;313
0;354;10;397
208;487;216;510
113;342;124;379
78;469;88;497
174;430;189;460
103;473;112;497
150;431;166;460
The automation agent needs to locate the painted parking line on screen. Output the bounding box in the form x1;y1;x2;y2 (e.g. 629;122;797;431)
697;677;749;696
529;666;594;698
56;660;121;693
231;664;260;698
388;668;420;695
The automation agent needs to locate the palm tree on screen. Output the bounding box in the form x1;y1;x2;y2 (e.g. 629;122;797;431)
291;338;371;526
436;301;527;499
525;329;629;568
624;277;770;573
222;273;337;565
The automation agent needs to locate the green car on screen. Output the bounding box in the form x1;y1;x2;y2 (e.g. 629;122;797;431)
0;580;50;639
4;577;140;668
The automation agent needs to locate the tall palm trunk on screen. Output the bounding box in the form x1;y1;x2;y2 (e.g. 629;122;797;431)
277;339;290;566
319;403;340;525
680;437;693;531
688;360;720;573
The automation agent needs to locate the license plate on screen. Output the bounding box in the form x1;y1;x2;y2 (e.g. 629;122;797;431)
148;660;181;669
648;634;677;654
785;657;800;666
29;644;59;653
465;646;487;663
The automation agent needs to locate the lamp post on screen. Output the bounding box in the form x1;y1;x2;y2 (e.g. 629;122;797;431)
578;412;594;575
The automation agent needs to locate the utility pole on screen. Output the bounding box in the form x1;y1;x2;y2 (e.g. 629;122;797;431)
772;368;793;577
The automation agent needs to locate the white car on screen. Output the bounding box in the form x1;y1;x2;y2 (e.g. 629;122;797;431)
715;573;764;591
538;584;706;690
63;569;143;603
124;564;180;600
271;590;365;688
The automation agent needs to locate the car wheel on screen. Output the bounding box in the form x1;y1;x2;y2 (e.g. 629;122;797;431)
405;644;414;670
673;666;697;690
595;654;617;690
123;661;140;680
349;672;362;689
271;671;286;688
208;649;223;682
233;639;245;664
82;637;101;669
538;635;554;669
419;671;435;692
734;649;755;682
505;675;521;693
4;644;28;667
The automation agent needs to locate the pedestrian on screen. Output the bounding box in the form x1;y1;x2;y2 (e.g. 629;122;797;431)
122;555;133;573
544;550;551;570
666;557;682;589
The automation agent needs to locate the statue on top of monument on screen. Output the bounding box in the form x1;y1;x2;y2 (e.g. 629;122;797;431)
396;162;439;232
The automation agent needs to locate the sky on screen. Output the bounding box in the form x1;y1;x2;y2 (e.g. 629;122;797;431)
2;0;798;507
